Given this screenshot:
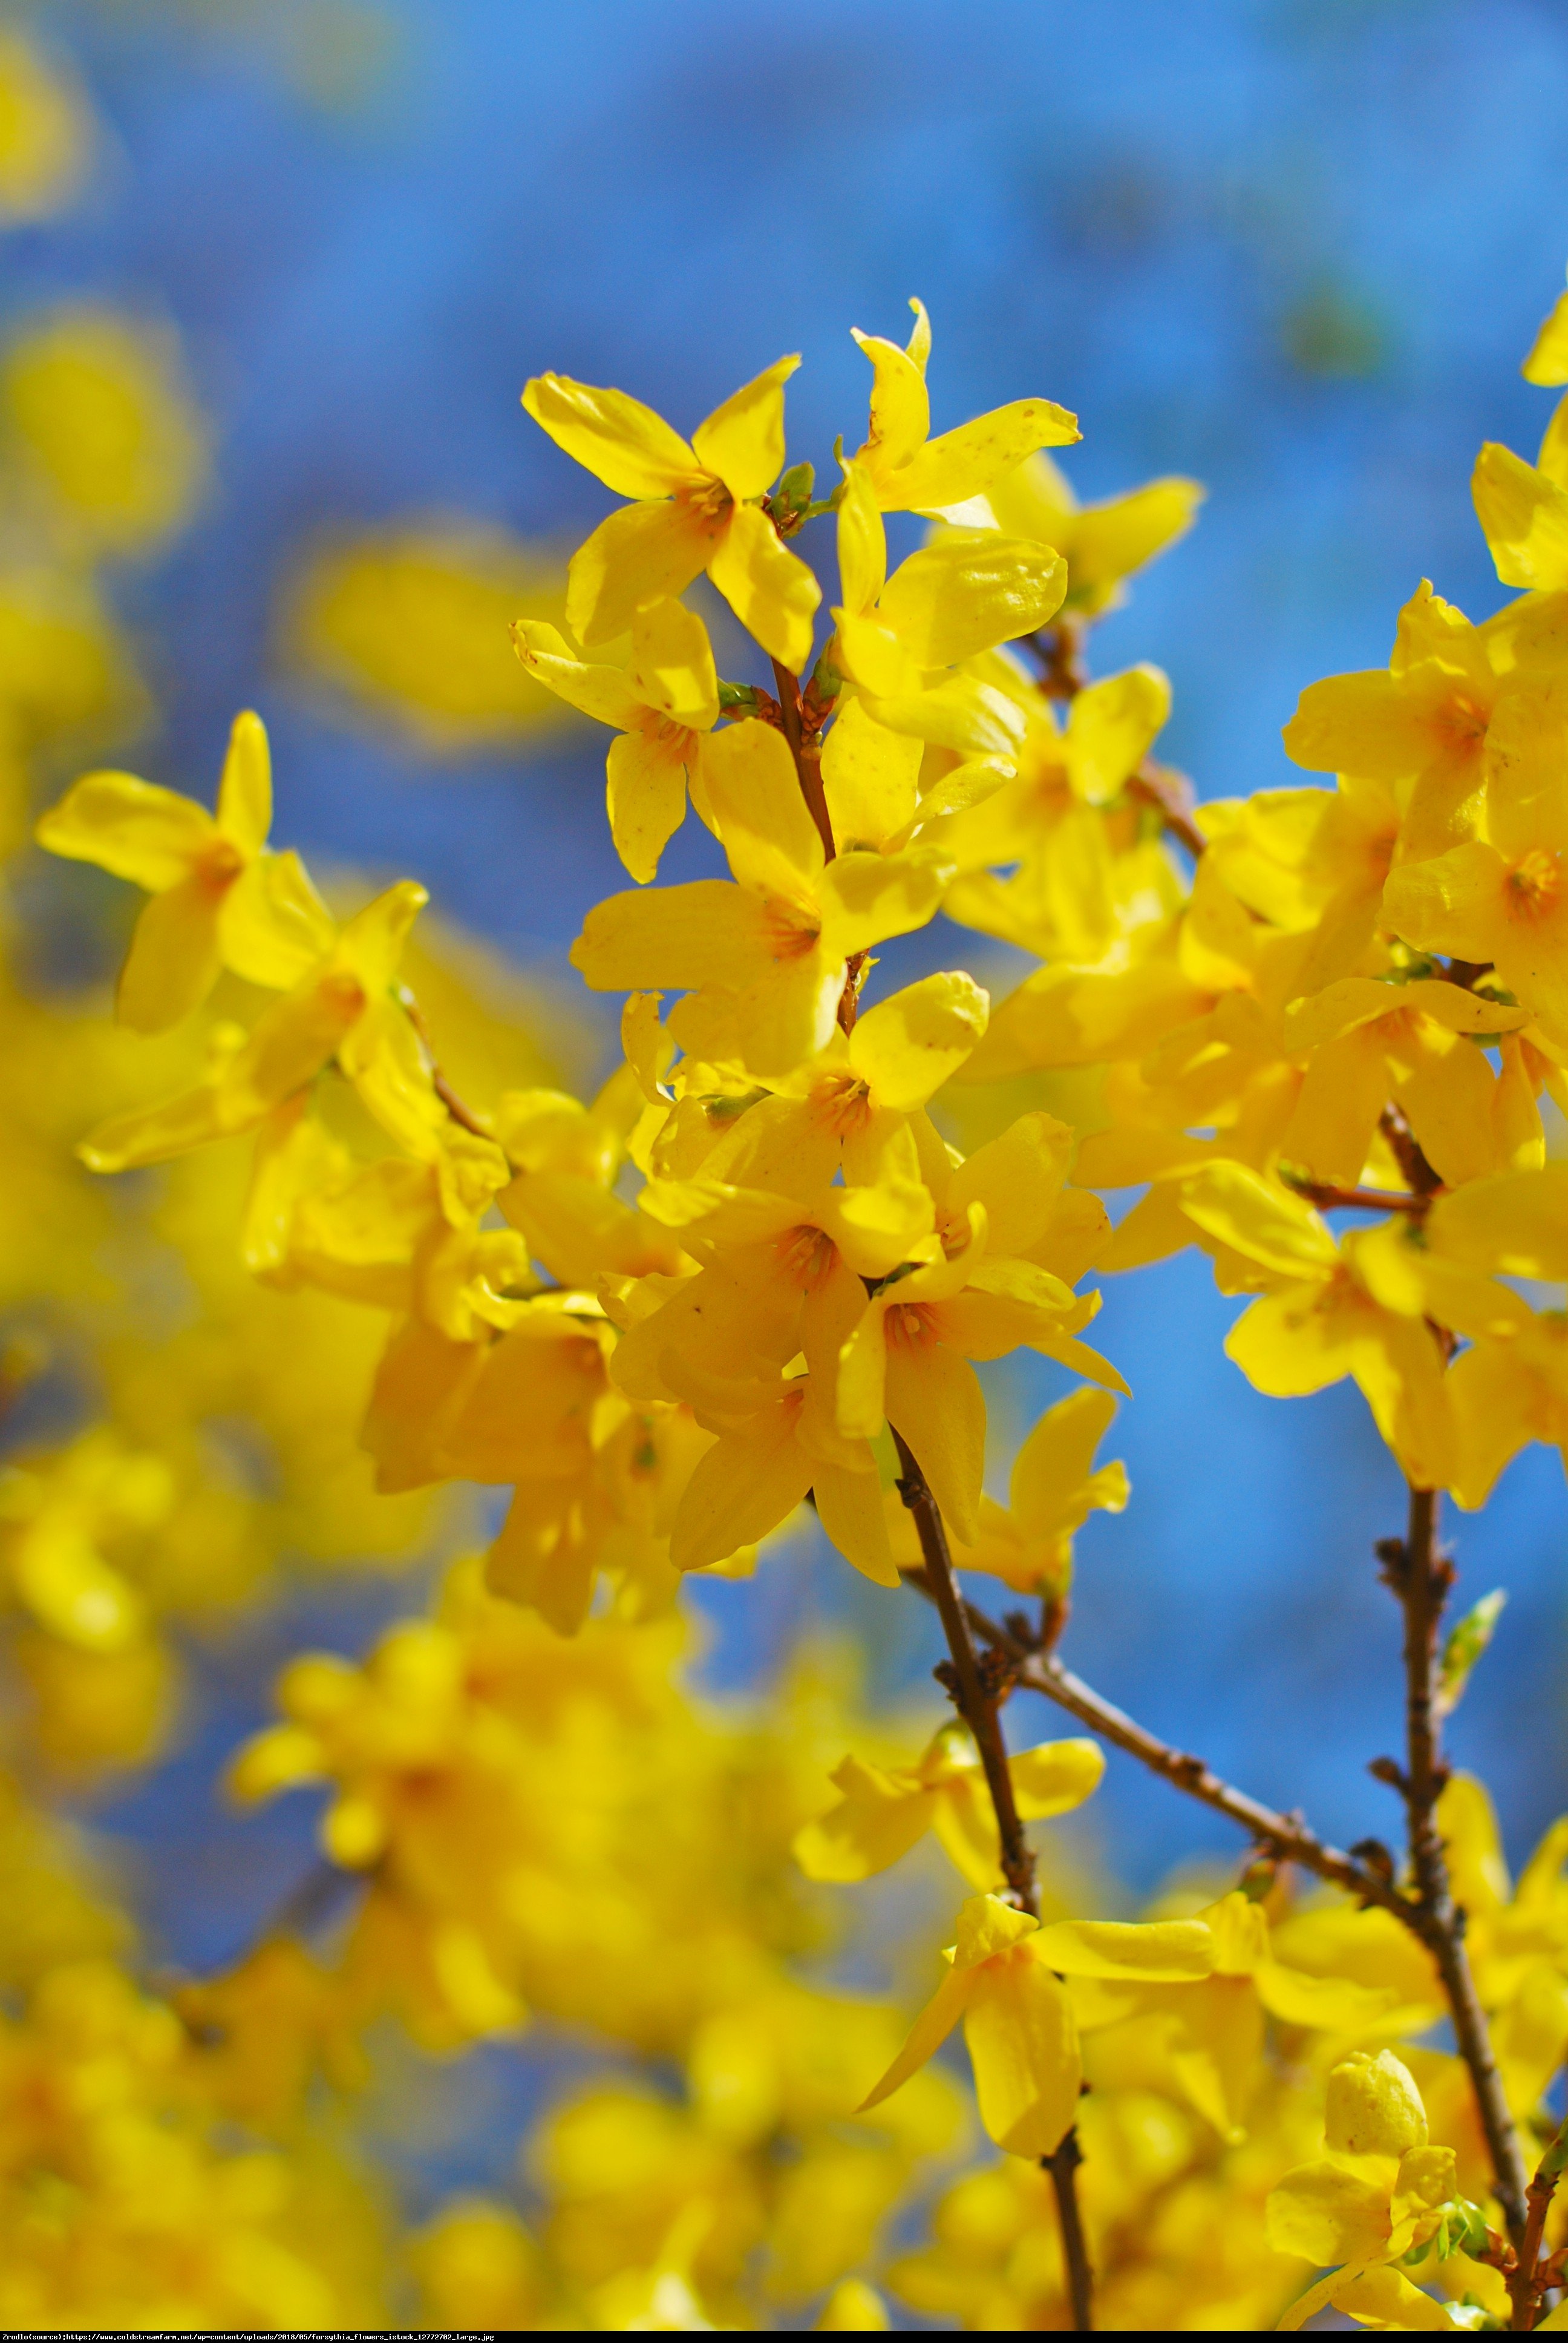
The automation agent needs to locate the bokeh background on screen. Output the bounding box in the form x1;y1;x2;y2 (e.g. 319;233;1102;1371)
11;0;1568;2224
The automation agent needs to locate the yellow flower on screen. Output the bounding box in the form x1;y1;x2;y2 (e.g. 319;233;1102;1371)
1383;704;1568;1044
1267;2050;1476;2332
1177;1162;1491;1491
512;597;719;880
0;31;90;223
859;1892;1212;2160
522;356;819;667
953;1385;1129;1599
831;455;1068;699
1071;1890;1402;2142
939;445;1203;615
570;717;952;1076
77;879;429;1169
849;298;1079;514
794;1723;1103;1889
36;710;332;1032
837;1206;1122;1545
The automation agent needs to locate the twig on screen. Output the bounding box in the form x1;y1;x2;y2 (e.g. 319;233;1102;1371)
1508;2118;1568;2328
1381;1487;1529;2247
1126;759;1206;860
1379;1104;1443;1199
894;1438;1036;1913
769;656;835;862
402;996;492;1139
893;1437;1094;2330
1028;617;1089;698
1044;2128;1095;2333
1279;1170;1433;1217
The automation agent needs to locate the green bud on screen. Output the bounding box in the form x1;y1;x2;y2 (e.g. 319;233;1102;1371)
1436;1590;1506;1721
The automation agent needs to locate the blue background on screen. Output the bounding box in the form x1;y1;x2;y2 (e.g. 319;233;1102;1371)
18;0;1568;2212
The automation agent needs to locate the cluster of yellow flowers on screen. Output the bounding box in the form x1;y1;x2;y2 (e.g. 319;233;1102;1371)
11;8;1568;2312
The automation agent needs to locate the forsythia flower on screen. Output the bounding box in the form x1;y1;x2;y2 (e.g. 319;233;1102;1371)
523;355;819;666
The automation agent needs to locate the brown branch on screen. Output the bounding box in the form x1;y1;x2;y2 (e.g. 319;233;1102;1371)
1507;2118;1568;2328
1380;1487;1530;2247
1027;617;1089;698
1379;1104;1443;1199
1044;2128;1095;2333
894;1438;1036;1914
402;997;492;1139
893;1440;1094;2330
1126;759;1206;860
769;656;835;862
1279;1172;1433;1217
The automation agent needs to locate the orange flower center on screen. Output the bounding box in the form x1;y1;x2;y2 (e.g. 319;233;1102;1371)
762;900;822;962
196;837;246;896
774;1223;837;1291
808;1070;873;1136
678;474;733;532
886;1301;938;1352
1509;847;1562;919
1434;692;1490;749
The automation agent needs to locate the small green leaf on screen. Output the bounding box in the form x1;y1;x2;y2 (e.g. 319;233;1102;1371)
1436;1591;1507;1721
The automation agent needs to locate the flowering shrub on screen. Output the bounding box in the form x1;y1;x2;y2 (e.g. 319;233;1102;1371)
10;21;1568;2321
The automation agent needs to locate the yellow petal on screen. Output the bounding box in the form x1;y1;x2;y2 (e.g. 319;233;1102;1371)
629;594;718;727
1524;287;1568;385
835;457;887;614
707;499;820;672
1473;441;1568;589
947;1110;1070;1255
690;353;798;501
668;1399;814;1571
1324;2048;1427;2157
877;538;1066;667
1383;841;1507;962
606;727;690;885
1180;1162;1338;1277
952;1892;1040;1964
511;619;647;728
1066;664;1170;804
851;327;930;479
215;706;272;853
1282;669;1426;779
962;1956;1080;2158
1323;2265;1457;2332
884;1341;985;1545
857;1962;975;2111
217;848;335;988
36;768;215;887
1035;1917;1214;1981
814;1457;901;1588
566;497;714;646
521;371;699;498
815;2280;891;2332
792;1755;936;1881
820;694;920;850
1010;1386;1122;1538
887;398;1080;514
1429;1164;1568;1279
816;848;953;960
1060;476;1204;612
849;969;989;1109
115;874;221;1031
1007;1738;1105;1820
1267;2161;1392;2267
572;878;771;990
702;714;824;893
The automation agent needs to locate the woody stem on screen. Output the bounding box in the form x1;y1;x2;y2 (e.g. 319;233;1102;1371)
1509;2120;1568;2329
1386;1483;1529;2248
893;1432;1036;1912
892;1433;1094;2332
769;656;834;861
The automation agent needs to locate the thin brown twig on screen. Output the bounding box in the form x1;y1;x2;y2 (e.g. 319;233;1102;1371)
769;656;835;862
1506;2117;1568;2328
894;1439;1036;1913
402;997;492;1139
902;1573;1406;1916
893;1440;1094;2330
1381;1487;1530;2247
1279;1171;1434;1217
